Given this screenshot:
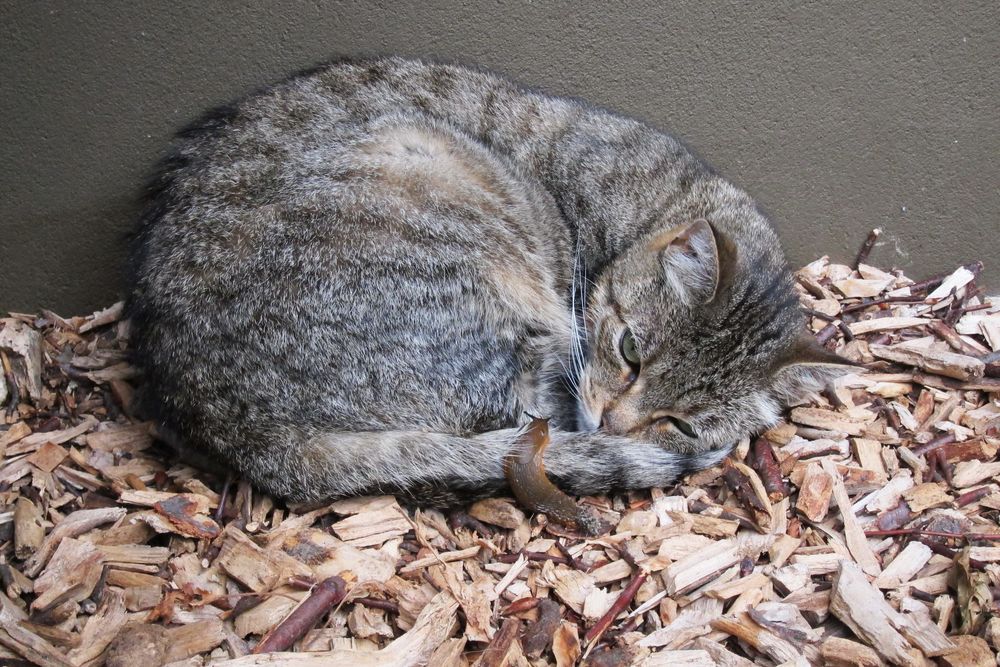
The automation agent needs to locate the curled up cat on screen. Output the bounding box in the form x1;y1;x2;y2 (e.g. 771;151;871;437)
126;57;853;519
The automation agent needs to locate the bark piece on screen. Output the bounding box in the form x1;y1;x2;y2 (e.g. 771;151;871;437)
330;499;411;547
467;498;526;530
870;342;985;381
218;525;312;591
691;638;756;667
790;407;869;435
398;545;481;574
32;537;104;611
795;462;833;522
27;441;69;472
551;620;581;667
0;318;44;401
218;590;459;666
67;589;128;667
831;560;953;665
521;598;561;658
637;596;724;648
471;616;519;667
819;637;883;667
710;612;808;665
13;496;45;560
875;541;932;588
86;422;154;452
638;649;716;666
722;460;773;531
663;532;773;595
0;591;74;667
822;458;881;576
538;562;596;615
24;507;126;576
848;317;928;336
235;588;305;639
154;494;221;538
902;483;952;513
748;437;789;501
939;635;996;667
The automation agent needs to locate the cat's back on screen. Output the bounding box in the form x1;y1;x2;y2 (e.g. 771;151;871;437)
127;58;573;441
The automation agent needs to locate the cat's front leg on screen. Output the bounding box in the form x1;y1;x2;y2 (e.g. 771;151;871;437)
540;429;733;496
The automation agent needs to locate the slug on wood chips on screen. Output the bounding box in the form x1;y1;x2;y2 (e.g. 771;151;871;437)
504;418;608;536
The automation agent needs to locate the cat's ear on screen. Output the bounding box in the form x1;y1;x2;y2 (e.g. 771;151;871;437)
771;334;861;404
649;219;723;305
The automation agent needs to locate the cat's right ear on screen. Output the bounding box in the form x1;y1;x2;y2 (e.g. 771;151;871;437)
649;219;721;306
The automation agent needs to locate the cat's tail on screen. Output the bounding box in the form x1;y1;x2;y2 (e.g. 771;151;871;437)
233;425;732;506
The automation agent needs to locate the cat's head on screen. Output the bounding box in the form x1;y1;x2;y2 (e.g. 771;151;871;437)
579;213;855;457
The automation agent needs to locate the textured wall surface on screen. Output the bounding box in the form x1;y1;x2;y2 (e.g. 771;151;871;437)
2;1;997;312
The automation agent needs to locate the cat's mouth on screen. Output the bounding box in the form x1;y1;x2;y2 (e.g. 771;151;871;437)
576;373;603;432
576;400;601;432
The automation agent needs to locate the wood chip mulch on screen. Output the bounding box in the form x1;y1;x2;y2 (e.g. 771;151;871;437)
1;237;999;666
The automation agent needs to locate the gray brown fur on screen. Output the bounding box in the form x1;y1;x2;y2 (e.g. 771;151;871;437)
127;57;848;506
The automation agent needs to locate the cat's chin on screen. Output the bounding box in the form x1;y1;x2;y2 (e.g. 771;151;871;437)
576;403;601;432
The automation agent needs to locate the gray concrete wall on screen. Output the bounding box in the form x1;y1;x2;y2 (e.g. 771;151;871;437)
2;1;997;313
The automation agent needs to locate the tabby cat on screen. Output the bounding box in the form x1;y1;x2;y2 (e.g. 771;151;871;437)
127;57;850;506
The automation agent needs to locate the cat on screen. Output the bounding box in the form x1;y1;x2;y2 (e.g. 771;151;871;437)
126;57;851;507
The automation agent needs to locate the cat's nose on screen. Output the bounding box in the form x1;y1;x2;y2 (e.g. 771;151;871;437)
600;402;643;435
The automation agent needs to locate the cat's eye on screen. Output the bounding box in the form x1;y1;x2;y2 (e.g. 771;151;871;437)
666;416;698;439
619;328;640;369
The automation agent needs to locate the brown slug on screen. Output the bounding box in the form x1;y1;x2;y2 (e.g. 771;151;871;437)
504;418;608;536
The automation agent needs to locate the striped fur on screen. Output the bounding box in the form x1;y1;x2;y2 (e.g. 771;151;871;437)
127;58;849;505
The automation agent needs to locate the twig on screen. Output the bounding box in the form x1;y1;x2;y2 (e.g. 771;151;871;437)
687;498;757;531
722;460;771;529
602;615;641;641
555;540;588;572
447;510;493;537
214;473;234;523
803;308;837;322
842;296;925;314
872;398;902;432
500;596;540;616
935;449;953;485
251;576;347;654
918;538;987;569
497;551;572;566
354;597;399;615
960;302;993;314
0;350;20;411
584;569;648;645
955;487;992;508
874;501;914;532
863;529;1000;541
911;432;956;457
476;617;521;667
748;438;788;501
837;320;856;342
928;320;983;357
815;323;839;346
853;228;882;269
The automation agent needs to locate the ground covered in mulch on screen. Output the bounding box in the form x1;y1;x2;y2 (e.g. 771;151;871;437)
1;243;999;666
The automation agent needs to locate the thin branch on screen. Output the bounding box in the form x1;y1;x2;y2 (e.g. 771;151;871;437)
853;228;882;269
251;576;347;654
584;570;648;645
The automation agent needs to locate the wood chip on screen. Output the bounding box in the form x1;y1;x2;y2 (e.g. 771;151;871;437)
2;257;997;665
870;342;985;381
